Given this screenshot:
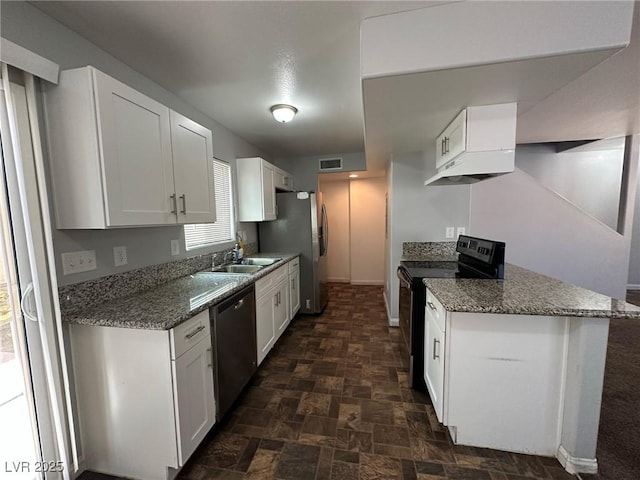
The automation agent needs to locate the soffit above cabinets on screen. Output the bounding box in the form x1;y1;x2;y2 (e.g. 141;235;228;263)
361;0;635;172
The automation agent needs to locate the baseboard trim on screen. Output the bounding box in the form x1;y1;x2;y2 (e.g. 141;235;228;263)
557;445;598;475
627;284;640;290
327;277;350;283
383;290;399;327
350;281;384;286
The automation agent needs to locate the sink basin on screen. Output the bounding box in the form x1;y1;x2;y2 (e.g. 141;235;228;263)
212;264;264;274
242;257;282;266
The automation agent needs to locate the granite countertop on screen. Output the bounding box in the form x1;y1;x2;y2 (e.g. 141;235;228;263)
64;253;299;330
423;264;640;319
401;253;459;262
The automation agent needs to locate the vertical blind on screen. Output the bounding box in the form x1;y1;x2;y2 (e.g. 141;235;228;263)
184;159;234;250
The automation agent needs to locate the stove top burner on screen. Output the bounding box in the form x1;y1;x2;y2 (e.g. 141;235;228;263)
400;235;506;281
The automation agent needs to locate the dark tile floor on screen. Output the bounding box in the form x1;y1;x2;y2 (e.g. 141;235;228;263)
626;289;640;307
79;284;576;480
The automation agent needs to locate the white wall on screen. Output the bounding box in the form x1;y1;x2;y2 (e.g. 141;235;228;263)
469;162;636;300
629;167;640;288
385;151;471;320
1;2;269;285
275;152;366;192
320;180;351;282
350;177;386;285
516;143;624;230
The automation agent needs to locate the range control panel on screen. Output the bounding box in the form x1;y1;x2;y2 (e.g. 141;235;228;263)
456;235;505;265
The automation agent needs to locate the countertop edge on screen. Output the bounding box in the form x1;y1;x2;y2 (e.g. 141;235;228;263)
64;253;300;330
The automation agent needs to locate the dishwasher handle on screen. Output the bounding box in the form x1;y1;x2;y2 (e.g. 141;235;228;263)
234;299;244;310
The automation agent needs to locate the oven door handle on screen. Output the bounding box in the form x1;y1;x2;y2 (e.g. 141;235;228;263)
397;266;412;286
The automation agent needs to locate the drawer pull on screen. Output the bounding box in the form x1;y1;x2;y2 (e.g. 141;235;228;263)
427;301;437;311
433;338;440;360
185;324;205;339
207;347;213;368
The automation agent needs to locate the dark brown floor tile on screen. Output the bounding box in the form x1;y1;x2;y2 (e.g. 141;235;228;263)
273;396;301;421
361;453;403;480
411;437;456;463
374;443;414;459
401;459;418;480
361;399;395;425
244;448;279;480
317;446;334;480
236;407;272;427
415;461;447;476
331;461;359;480
232;437;260;472
264;419;303;441
288;376;316;392
178;464;245;480
302;415;338;437
314;375;344;394
405;411;434;439
373;423;411;447
445;464;493;480
489;472;509;480
343;384;373;399
274;443;321;480
296;392;333;416
545;466;576;479
259;438;284;451
346;430;374;453
201;432;251;470
511;453;551;478
334;449;359;463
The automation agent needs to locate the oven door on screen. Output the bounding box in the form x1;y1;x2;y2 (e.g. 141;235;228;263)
397;266;413;353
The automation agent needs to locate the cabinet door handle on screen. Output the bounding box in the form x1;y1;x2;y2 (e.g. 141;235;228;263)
427;301;437;311
170;194;177;214
441;138;445;156
291;278;295;290
180;194;187;214
445;137;450;154
433;338;440;360
185;324;205;339
207;347;213;368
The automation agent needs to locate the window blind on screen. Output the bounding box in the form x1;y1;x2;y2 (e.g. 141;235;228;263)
184;159;234;250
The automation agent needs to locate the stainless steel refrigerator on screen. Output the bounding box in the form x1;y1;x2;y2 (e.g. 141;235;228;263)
258;191;328;314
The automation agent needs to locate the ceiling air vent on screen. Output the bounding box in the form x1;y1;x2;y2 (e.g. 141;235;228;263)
319;157;343;171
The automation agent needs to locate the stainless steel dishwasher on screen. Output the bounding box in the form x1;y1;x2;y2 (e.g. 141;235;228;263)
210;284;256;420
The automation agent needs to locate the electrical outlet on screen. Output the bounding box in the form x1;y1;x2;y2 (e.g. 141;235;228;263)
61;250;97;275
171;239;180;256
306;299;311;309
457;227;466;237
445;227;455;238
113;246;127;266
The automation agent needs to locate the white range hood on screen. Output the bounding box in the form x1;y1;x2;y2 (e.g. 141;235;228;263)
424;150;515;186
425;102;517;186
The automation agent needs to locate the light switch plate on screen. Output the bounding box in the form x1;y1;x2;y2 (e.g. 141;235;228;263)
113;246;127;266
171;239;180;256
62;250;97;275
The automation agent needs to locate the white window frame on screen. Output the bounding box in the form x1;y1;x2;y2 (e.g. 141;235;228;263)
184;159;235;250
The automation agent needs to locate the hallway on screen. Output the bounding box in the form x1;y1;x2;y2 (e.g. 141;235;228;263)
174;284;573;480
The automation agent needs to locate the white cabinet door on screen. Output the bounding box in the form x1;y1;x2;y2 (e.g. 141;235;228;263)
93;68;176;226
256;292;276;366
262;163;276;220
289;266;300;318
172;337;215;466
170;111;216;224
424;310;446;423
274;279;289;341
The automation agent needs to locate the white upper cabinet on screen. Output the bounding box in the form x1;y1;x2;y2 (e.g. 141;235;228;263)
170;111;216;224
44;66;215;228
236;157;293;222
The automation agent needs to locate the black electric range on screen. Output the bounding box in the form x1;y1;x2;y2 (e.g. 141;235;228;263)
397;235;505;390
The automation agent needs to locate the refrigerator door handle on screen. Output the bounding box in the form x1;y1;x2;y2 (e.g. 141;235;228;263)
321;204;329;256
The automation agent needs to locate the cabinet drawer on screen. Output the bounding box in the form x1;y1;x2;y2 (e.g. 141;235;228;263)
288;256;299;273
170;310;211;359
425;289;446;332
256;265;288;299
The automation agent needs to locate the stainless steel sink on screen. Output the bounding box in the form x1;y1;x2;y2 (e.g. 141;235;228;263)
212;264;264;274
242;257;282;266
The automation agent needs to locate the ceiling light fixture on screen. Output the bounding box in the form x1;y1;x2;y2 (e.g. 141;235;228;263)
270;104;298;123
348;174;359;178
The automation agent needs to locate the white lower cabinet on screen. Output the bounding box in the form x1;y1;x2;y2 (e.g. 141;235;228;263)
423;287;573;457
70;311;215;480
255;258;299;365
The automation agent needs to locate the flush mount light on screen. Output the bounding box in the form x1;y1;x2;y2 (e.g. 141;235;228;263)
270;104;298;123
348;174;359;178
